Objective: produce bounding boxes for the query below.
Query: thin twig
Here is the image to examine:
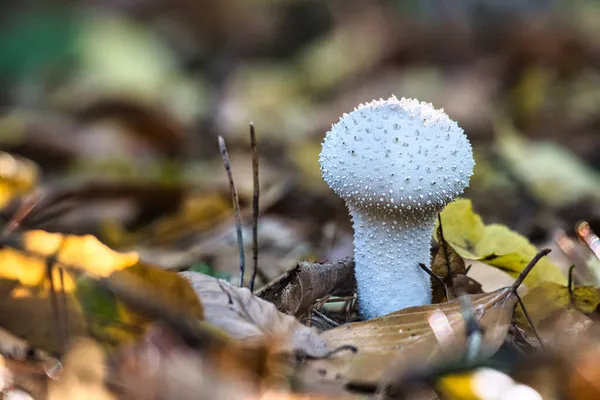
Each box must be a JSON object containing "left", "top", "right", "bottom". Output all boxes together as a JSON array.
[
  {"left": 510, "top": 248, "right": 551, "bottom": 293},
  {"left": 4, "top": 191, "right": 44, "bottom": 235},
  {"left": 249, "top": 123, "right": 260, "bottom": 292},
  {"left": 218, "top": 136, "right": 245, "bottom": 287},
  {"left": 311, "top": 309, "right": 339, "bottom": 328},
  {"left": 45, "top": 238, "right": 68, "bottom": 351},
  {"left": 58, "top": 266, "right": 68, "bottom": 350},
  {"left": 515, "top": 292, "right": 545, "bottom": 350},
  {"left": 568, "top": 264, "right": 576, "bottom": 298},
  {"left": 419, "top": 263, "right": 449, "bottom": 301},
  {"left": 295, "top": 344, "right": 357, "bottom": 362}
]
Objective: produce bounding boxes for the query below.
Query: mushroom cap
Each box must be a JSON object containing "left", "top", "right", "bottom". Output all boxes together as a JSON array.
[{"left": 319, "top": 96, "right": 474, "bottom": 212}]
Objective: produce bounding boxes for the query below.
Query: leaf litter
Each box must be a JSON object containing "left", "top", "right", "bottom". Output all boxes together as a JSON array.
[
  {"left": 2, "top": 5, "right": 600, "bottom": 398},
  {"left": 301, "top": 250, "right": 549, "bottom": 390}
]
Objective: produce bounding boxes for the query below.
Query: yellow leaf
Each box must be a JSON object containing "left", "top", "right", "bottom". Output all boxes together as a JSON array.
[
  {"left": 435, "top": 373, "right": 480, "bottom": 400},
  {"left": 495, "top": 122, "right": 600, "bottom": 207},
  {"left": 0, "top": 152, "right": 39, "bottom": 209},
  {"left": 439, "top": 199, "right": 566, "bottom": 286},
  {"left": 436, "top": 199, "right": 483, "bottom": 258},
  {"left": 0, "top": 230, "right": 202, "bottom": 353},
  {"left": 475, "top": 225, "right": 565, "bottom": 286},
  {"left": 0, "top": 230, "right": 138, "bottom": 292},
  {"left": 517, "top": 282, "right": 600, "bottom": 326},
  {"left": 24, "top": 230, "right": 138, "bottom": 277}
]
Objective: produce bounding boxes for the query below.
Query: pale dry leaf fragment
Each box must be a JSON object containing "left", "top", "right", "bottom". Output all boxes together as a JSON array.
[
  {"left": 304, "top": 289, "right": 516, "bottom": 387},
  {"left": 538, "top": 308, "right": 593, "bottom": 348},
  {"left": 180, "top": 272, "right": 329, "bottom": 356},
  {"left": 48, "top": 338, "right": 116, "bottom": 400},
  {"left": 496, "top": 121, "right": 600, "bottom": 207},
  {"left": 0, "top": 327, "right": 32, "bottom": 360}
]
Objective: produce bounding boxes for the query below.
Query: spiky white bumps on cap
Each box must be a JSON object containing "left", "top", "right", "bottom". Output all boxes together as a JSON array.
[{"left": 319, "top": 96, "right": 474, "bottom": 319}]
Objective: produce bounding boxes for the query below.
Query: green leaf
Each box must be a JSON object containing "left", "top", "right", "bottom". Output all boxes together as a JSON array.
[{"left": 439, "top": 199, "right": 566, "bottom": 286}]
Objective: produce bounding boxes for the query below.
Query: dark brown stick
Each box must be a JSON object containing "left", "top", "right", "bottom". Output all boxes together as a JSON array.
[
  {"left": 510, "top": 248, "right": 551, "bottom": 292},
  {"left": 218, "top": 136, "right": 245, "bottom": 287},
  {"left": 515, "top": 292, "right": 545, "bottom": 350},
  {"left": 419, "top": 263, "right": 449, "bottom": 301},
  {"left": 437, "top": 214, "right": 452, "bottom": 279},
  {"left": 249, "top": 123, "right": 260, "bottom": 292}
]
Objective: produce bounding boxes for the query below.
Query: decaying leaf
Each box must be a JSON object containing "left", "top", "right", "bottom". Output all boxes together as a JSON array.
[
  {"left": 517, "top": 281, "right": 600, "bottom": 327},
  {"left": 538, "top": 308, "right": 593, "bottom": 346},
  {"left": 439, "top": 198, "right": 566, "bottom": 286},
  {"left": 256, "top": 258, "right": 355, "bottom": 318},
  {"left": 47, "top": 338, "right": 116, "bottom": 400},
  {"left": 0, "top": 152, "right": 39, "bottom": 209},
  {"left": 430, "top": 224, "right": 482, "bottom": 303},
  {"left": 0, "top": 230, "right": 203, "bottom": 352},
  {"left": 304, "top": 288, "right": 517, "bottom": 387},
  {"left": 495, "top": 121, "right": 600, "bottom": 208},
  {"left": 180, "top": 272, "right": 329, "bottom": 357},
  {"left": 111, "top": 323, "right": 279, "bottom": 400},
  {"left": 77, "top": 261, "right": 205, "bottom": 348}
]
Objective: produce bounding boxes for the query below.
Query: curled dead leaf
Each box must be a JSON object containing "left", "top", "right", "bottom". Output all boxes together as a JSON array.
[
  {"left": 256, "top": 258, "right": 355, "bottom": 318},
  {"left": 180, "top": 272, "right": 329, "bottom": 357}
]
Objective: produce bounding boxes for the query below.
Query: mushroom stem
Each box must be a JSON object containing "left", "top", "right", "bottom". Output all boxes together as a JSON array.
[{"left": 351, "top": 207, "right": 437, "bottom": 319}]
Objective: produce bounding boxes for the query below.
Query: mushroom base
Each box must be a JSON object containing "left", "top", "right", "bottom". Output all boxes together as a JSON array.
[{"left": 350, "top": 208, "right": 436, "bottom": 320}]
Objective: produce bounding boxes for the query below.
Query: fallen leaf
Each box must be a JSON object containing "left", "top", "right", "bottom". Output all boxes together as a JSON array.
[
  {"left": 538, "top": 308, "right": 593, "bottom": 347},
  {"left": 437, "top": 199, "right": 484, "bottom": 254},
  {"left": 76, "top": 261, "right": 205, "bottom": 348},
  {"left": 256, "top": 258, "right": 355, "bottom": 318},
  {"left": 306, "top": 288, "right": 517, "bottom": 387},
  {"left": 47, "top": 338, "right": 115, "bottom": 400},
  {"left": 495, "top": 121, "right": 600, "bottom": 207},
  {"left": 517, "top": 282, "right": 600, "bottom": 326},
  {"left": 0, "top": 230, "right": 203, "bottom": 352},
  {"left": 112, "top": 323, "right": 280, "bottom": 400},
  {"left": 439, "top": 199, "right": 566, "bottom": 286},
  {"left": 180, "top": 272, "right": 329, "bottom": 357},
  {"left": 0, "top": 152, "right": 39, "bottom": 209},
  {"left": 430, "top": 225, "right": 481, "bottom": 303}
]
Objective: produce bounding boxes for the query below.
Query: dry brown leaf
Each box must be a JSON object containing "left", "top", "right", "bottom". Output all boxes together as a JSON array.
[
  {"left": 538, "top": 308, "right": 593, "bottom": 347},
  {"left": 180, "top": 272, "right": 329, "bottom": 357},
  {"left": 430, "top": 225, "right": 482, "bottom": 303},
  {"left": 516, "top": 282, "right": 600, "bottom": 327},
  {"left": 305, "top": 288, "right": 517, "bottom": 387},
  {"left": 256, "top": 258, "right": 355, "bottom": 318},
  {"left": 112, "top": 324, "right": 270, "bottom": 400}
]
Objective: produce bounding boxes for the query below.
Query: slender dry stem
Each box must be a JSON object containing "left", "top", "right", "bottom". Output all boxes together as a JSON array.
[
  {"left": 249, "top": 123, "right": 260, "bottom": 291},
  {"left": 218, "top": 136, "right": 245, "bottom": 287}
]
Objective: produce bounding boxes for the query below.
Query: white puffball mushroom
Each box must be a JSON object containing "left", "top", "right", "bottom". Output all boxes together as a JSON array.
[{"left": 319, "top": 96, "right": 474, "bottom": 319}]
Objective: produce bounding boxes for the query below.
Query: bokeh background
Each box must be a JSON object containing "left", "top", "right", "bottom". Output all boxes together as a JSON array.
[{"left": 1, "top": 0, "right": 600, "bottom": 285}]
